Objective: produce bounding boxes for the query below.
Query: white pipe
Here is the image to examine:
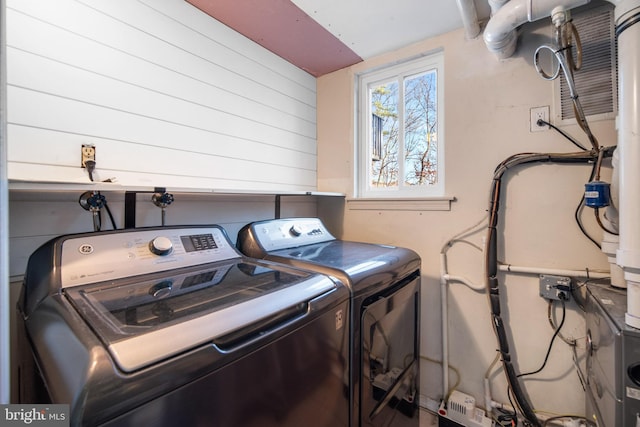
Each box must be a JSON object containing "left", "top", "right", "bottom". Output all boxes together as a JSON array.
[
  {"left": 483, "top": 0, "right": 526, "bottom": 58},
  {"left": 609, "top": 0, "right": 640, "bottom": 327},
  {"left": 615, "top": 6, "right": 640, "bottom": 283},
  {"left": 601, "top": 148, "right": 620, "bottom": 285},
  {"left": 440, "top": 257, "right": 485, "bottom": 401},
  {"left": 600, "top": 148, "right": 624, "bottom": 287},
  {"left": 438, "top": 217, "right": 487, "bottom": 402},
  {"left": 440, "top": 251, "right": 487, "bottom": 401},
  {"left": 439, "top": 253, "right": 449, "bottom": 400},
  {"left": 456, "top": 0, "right": 481, "bottom": 39},
  {"left": 489, "top": 0, "right": 511, "bottom": 16},
  {"left": 602, "top": 231, "right": 626, "bottom": 287},
  {"left": 600, "top": 150, "right": 624, "bottom": 286},
  {"left": 498, "top": 263, "right": 610, "bottom": 279},
  {"left": 443, "top": 274, "right": 485, "bottom": 292},
  {"left": 483, "top": 378, "right": 493, "bottom": 418},
  {"left": 606, "top": 148, "right": 620, "bottom": 232},
  {"left": 483, "top": 0, "right": 589, "bottom": 59}
]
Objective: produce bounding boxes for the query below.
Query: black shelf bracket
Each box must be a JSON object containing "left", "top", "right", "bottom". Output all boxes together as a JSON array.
[{"left": 124, "top": 187, "right": 167, "bottom": 229}]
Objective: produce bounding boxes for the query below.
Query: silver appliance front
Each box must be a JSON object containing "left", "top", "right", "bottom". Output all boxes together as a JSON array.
[
  {"left": 585, "top": 281, "right": 640, "bottom": 427},
  {"left": 237, "top": 217, "right": 421, "bottom": 427},
  {"left": 18, "top": 225, "right": 350, "bottom": 427},
  {"left": 361, "top": 274, "right": 420, "bottom": 427}
]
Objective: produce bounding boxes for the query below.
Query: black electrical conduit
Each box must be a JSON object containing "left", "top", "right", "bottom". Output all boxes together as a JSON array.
[{"left": 484, "top": 147, "right": 615, "bottom": 427}]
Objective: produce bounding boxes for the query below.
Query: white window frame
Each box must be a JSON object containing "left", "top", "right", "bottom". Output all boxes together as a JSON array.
[{"left": 356, "top": 50, "right": 445, "bottom": 200}]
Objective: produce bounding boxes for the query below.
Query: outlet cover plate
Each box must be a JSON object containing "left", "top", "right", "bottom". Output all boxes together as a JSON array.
[{"left": 530, "top": 106, "right": 550, "bottom": 132}]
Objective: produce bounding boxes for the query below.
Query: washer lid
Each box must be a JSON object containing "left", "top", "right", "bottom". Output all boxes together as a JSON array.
[
  {"left": 64, "top": 260, "right": 337, "bottom": 372},
  {"left": 237, "top": 218, "right": 421, "bottom": 294}
]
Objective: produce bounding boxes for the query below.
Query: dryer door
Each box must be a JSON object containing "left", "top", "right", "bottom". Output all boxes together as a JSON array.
[{"left": 360, "top": 274, "right": 420, "bottom": 427}]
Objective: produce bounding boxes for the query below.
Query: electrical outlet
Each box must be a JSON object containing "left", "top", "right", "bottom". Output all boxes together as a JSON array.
[
  {"left": 81, "top": 144, "right": 96, "bottom": 168},
  {"left": 539, "top": 275, "right": 572, "bottom": 301},
  {"left": 530, "top": 106, "right": 550, "bottom": 132}
]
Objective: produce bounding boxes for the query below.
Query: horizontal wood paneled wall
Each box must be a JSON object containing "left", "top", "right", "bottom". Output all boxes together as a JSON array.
[{"left": 6, "top": 0, "right": 318, "bottom": 191}]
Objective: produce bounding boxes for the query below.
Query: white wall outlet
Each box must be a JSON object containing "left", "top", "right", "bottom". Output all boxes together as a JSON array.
[
  {"left": 530, "top": 106, "right": 549, "bottom": 132},
  {"left": 81, "top": 144, "right": 96, "bottom": 168}
]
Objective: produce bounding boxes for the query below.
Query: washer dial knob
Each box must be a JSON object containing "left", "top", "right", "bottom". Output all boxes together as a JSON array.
[
  {"left": 289, "top": 225, "right": 303, "bottom": 237},
  {"left": 149, "top": 236, "right": 173, "bottom": 256},
  {"left": 149, "top": 280, "right": 173, "bottom": 298}
]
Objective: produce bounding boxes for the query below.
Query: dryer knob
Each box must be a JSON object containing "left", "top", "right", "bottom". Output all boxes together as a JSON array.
[
  {"left": 289, "top": 225, "right": 303, "bottom": 237},
  {"left": 150, "top": 236, "right": 173, "bottom": 256},
  {"left": 149, "top": 281, "right": 173, "bottom": 298}
]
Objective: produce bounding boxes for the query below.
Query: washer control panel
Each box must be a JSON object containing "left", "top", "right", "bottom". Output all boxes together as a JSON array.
[
  {"left": 60, "top": 226, "right": 240, "bottom": 288},
  {"left": 248, "top": 218, "right": 335, "bottom": 252}
]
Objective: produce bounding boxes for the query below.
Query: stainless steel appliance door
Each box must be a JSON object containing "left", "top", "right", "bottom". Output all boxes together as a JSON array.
[
  {"left": 102, "top": 297, "right": 351, "bottom": 427},
  {"left": 361, "top": 274, "right": 420, "bottom": 427},
  {"left": 64, "top": 260, "right": 335, "bottom": 372},
  {"left": 24, "top": 260, "right": 348, "bottom": 426}
]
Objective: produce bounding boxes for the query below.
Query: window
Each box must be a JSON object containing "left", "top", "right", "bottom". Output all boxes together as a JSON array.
[{"left": 357, "top": 51, "right": 444, "bottom": 199}]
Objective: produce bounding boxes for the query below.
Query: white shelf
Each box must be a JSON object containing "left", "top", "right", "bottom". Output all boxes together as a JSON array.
[{"left": 8, "top": 180, "right": 345, "bottom": 198}]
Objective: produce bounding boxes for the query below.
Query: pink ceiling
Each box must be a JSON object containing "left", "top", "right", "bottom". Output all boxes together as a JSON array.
[{"left": 186, "top": 0, "right": 363, "bottom": 77}]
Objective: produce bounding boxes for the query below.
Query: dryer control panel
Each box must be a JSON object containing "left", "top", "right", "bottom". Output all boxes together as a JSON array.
[
  {"left": 60, "top": 226, "right": 240, "bottom": 288},
  {"left": 244, "top": 218, "right": 335, "bottom": 252}
]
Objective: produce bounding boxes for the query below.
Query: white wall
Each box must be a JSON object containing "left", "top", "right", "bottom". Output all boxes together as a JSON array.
[
  {"left": 6, "top": 0, "right": 317, "bottom": 192},
  {"left": 317, "top": 19, "right": 616, "bottom": 417}
]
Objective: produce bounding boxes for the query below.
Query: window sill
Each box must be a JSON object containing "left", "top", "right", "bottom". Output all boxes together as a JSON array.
[{"left": 346, "top": 196, "right": 455, "bottom": 211}]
